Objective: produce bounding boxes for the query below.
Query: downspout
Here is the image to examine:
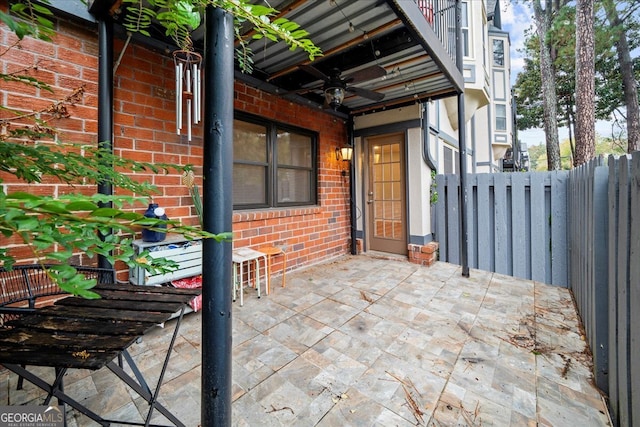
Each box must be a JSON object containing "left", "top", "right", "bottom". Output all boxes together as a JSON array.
[
  {"left": 348, "top": 118, "right": 357, "bottom": 255},
  {"left": 201, "top": 6, "right": 234, "bottom": 426},
  {"left": 422, "top": 102, "right": 437, "bottom": 242},
  {"left": 455, "top": 0, "right": 470, "bottom": 277},
  {"left": 96, "top": 15, "right": 114, "bottom": 270},
  {"left": 421, "top": 102, "right": 437, "bottom": 170}
]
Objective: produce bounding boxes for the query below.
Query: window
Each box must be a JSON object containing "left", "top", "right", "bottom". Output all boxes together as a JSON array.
[
  {"left": 495, "top": 104, "right": 507, "bottom": 131},
  {"left": 444, "top": 146, "right": 454, "bottom": 174},
  {"left": 461, "top": 1, "right": 469, "bottom": 57},
  {"left": 233, "top": 113, "right": 317, "bottom": 209},
  {"left": 493, "top": 39, "right": 504, "bottom": 66}
]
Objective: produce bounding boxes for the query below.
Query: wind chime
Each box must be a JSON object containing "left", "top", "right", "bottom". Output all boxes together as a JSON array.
[{"left": 173, "top": 50, "right": 202, "bottom": 142}]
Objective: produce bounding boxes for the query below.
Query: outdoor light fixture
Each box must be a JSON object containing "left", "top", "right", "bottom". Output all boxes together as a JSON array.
[
  {"left": 324, "top": 86, "right": 345, "bottom": 110},
  {"left": 336, "top": 146, "right": 353, "bottom": 162}
]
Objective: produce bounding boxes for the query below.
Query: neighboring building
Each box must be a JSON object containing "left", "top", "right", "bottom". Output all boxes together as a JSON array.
[
  {"left": 1, "top": 0, "right": 511, "bottom": 272},
  {"left": 432, "top": 0, "right": 513, "bottom": 174}
]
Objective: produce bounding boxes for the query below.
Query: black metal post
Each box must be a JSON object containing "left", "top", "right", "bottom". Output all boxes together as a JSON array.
[
  {"left": 455, "top": 0, "right": 470, "bottom": 277},
  {"left": 201, "top": 6, "right": 234, "bottom": 427},
  {"left": 348, "top": 118, "right": 357, "bottom": 255},
  {"left": 96, "top": 16, "right": 114, "bottom": 270}
]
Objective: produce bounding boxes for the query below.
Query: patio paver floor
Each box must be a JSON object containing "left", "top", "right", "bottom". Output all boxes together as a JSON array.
[{"left": 0, "top": 255, "right": 611, "bottom": 426}]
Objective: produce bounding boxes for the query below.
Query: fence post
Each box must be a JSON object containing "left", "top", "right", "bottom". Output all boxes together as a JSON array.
[
  {"left": 629, "top": 153, "right": 640, "bottom": 425},
  {"left": 615, "top": 155, "right": 631, "bottom": 427},
  {"left": 607, "top": 155, "right": 620, "bottom": 424},
  {"left": 593, "top": 165, "right": 609, "bottom": 393}
]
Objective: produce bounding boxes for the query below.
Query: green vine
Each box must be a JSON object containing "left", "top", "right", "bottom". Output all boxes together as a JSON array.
[
  {"left": 120, "top": 0, "right": 323, "bottom": 73},
  {"left": 430, "top": 169, "right": 438, "bottom": 205}
]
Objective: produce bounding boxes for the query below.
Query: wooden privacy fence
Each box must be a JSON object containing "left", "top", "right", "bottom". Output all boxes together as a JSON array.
[
  {"left": 435, "top": 171, "right": 570, "bottom": 286},
  {"left": 435, "top": 153, "right": 640, "bottom": 427},
  {"left": 602, "top": 154, "right": 639, "bottom": 427},
  {"left": 565, "top": 154, "right": 638, "bottom": 427}
]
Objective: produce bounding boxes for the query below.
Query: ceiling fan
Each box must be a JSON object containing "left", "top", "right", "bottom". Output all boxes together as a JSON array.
[{"left": 298, "top": 64, "right": 387, "bottom": 109}]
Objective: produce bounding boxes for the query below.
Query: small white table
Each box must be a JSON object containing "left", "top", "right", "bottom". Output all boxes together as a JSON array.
[{"left": 232, "top": 247, "right": 268, "bottom": 306}]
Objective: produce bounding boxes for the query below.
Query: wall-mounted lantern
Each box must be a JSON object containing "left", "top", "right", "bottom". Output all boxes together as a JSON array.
[{"left": 336, "top": 146, "right": 353, "bottom": 162}]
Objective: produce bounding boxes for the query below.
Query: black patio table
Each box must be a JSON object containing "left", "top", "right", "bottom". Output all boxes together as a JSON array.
[{"left": 0, "top": 282, "right": 201, "bottom": 427}]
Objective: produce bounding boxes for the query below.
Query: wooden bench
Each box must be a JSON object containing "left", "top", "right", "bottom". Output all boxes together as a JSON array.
[{"left": 0, "top": 264, "right": 200, "bottom": 426}]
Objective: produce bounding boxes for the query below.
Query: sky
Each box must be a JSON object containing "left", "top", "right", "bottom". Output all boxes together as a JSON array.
[{"left": 499, "top": 0, "right": 618, "bottom": 149}]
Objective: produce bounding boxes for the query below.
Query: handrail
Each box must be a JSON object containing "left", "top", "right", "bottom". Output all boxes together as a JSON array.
[{"left": 414, "top": 0, "right": 458, "bottom": 61}]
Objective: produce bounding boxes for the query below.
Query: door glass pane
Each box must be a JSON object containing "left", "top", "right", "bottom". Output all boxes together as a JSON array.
[
  {"left": 393, "top": 221, "right": 402, "bottom": 238},
  {"left": 383, "top": 183, "right": 392, "bottom": 200},
  {"left": 390, "top": 143, "right": 400, "bottom": 162},
  {"left": 373, "top": 146, "right": 382, "bottom": 164},
  {"left": 392, "top": 182, "right": 401, "bottom": 200},
  {"left": 374, "top": 183, "right": 383, "bottom": 200},
  {"left": 375, "top": 202, "right": 383, "bottom": 218},
  {"left": 393, "top": 201, "right": 402, "bottom": 219},
  {"left": 391, "top": 163, "right": 400, "bottom": 180}
]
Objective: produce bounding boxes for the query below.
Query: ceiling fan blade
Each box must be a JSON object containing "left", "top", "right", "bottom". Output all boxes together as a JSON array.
[
  {"left": 299, "top": 64, "right": 330, "bottom": 82},
  {"left": 344, "top": 65, "right": 387, "bottom": 84},
  {"left": 347, "top": 86, "right": 385, "bottom": 102}
]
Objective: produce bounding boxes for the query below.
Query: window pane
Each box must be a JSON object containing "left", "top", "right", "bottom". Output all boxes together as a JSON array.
[
  {"left": 461, "top": 2, "right": 469, "bottom": 57},
  {"left": 493, "top": 39, "right": 504, "bottom": 66},
  {"left": 462, "top": 29, "right": 469, "bottom": 57},
  {"left": 461, "top": 2, "right": 468, "bottom": 27},
  {"left": 444, "top": 146, "right": 453, "bottom": 174},
  {"left": 233, "top": 164, "right": 267, "bottom": 205},
  {"left": 234, "top": 120, "right": 267, "bottom": 162},
  {"left": 277, "top": 130, "right": 312, "bottom": 167},
  {"left": 277, "top": 169, "right": 311, "bottom": 203},
  {"left": 496, "top": 104, "right": 507, "bottom": 131}
]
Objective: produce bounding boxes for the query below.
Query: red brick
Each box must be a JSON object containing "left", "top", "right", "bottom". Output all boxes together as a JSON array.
[{"left": 1, "top": 24, "right": 350, "bottom": 279}]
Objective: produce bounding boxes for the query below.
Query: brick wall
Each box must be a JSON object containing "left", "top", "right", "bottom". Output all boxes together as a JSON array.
[{"left": 1, "top": 11, "right": 351, "bottom": 280}]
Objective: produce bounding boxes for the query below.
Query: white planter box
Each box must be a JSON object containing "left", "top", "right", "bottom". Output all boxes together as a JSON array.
[{"left": 130, "top": 236, "right": 202, "bottom": 286}]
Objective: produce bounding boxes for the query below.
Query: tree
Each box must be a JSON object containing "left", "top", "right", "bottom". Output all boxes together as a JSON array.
[
  {"left": 574, "top": 0, "right": 595, "bottom": 166},
  {"left": 532, "top": 0, "right": 564, "bottom": 170},
  {"left": 514, "top": 1, "right": 639, "bottom": 159},
  {"left": 514, "top": 31, "right": 575, "bottom": 136},
  {"left": 0, "top": 0, "right": 320, "bottom": 296},
  {"left": 601, "top": 0, "right": 640, "bottom": 153}
]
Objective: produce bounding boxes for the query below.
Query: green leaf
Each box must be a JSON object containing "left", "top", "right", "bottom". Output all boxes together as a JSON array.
[
  {"left": 39, "top": 202, "right": 70, "bottom": 214},
  {"left": 31, "top": 3, "right": 54, "bottom": 15},
  {"left": 115, "top": 211, "right": 143, "bottom": 221},
  {"left": 249, "top": 5, "right": 276, "bottom": 16},
  {"left": 7, "top": 192, "right": 40, "bottom": 200},
  {"left": 66, "top": 201, "right": 100, "bottom": 211},
  {"left": 47, "top": 250, "right": 73, "bottom": 261},
  {"left": 90, "top": 207, "right": 121, "bottom": 217},
  {"left": 75, "top": 289, "right": 101, "bottom": 299},
  {"left": 14, "top": 217, "right": 40, "bottom": 231}
]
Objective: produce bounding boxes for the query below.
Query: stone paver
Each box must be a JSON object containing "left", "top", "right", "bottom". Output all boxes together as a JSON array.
[{"left": 0, "top": 256, "right": 611, "bottom": 426}]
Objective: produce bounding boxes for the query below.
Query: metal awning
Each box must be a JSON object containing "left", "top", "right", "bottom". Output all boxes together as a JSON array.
[
  {"left": 80, "top": 0, "right": 463, "bottom": 118},
  {"left": 233, "top": 0, "right": 464, "bottom": 117}
]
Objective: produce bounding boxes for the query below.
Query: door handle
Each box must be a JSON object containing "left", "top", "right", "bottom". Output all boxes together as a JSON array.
[{"left": 367, "top": 199, "right": 374, "bottom": 204}]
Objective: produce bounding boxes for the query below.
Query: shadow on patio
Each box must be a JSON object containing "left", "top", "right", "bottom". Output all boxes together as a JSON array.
[{"left": 1, "top": 255, "right": 611, "bottom": 426}]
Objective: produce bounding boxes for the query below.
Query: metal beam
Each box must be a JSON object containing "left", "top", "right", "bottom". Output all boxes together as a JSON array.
[
  {"left": 201, "top": 6, "right": 234, "bottom": 427},
  {"left": 96, "top": 15, "right": 114, "bottom": 270},
  {"left": 455, "top": 0, "right": 469, "bottom": 277}
]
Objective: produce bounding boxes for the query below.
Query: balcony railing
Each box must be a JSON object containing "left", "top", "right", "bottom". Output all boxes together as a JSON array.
[{"left": 415, "top": 0, "right": 457, "bottom": 61}]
